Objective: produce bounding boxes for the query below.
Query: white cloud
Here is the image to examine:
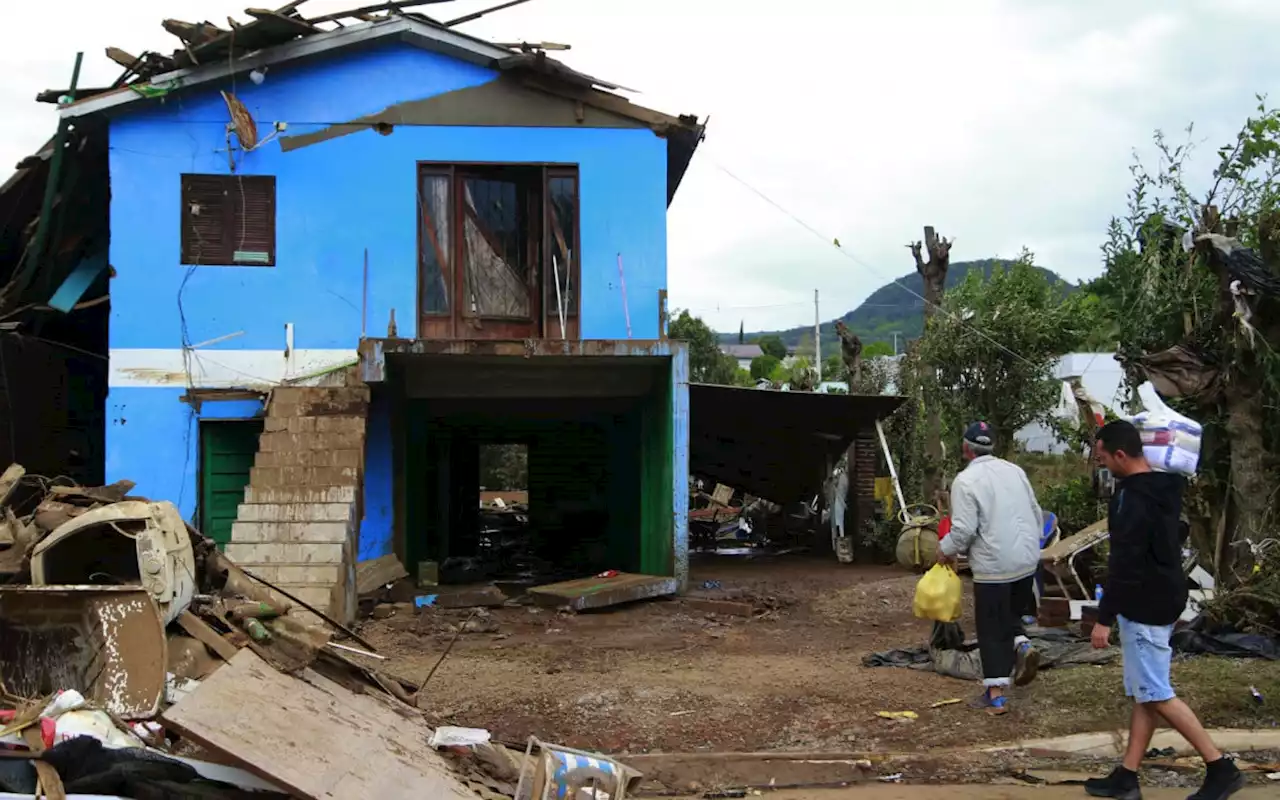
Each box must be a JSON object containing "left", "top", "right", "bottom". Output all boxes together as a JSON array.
[{"left": 3, "top": 1, "right": 1278, "bottom": 335}]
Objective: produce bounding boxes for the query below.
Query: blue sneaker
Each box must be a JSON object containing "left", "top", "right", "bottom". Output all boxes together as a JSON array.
[
  {"left": 1014, "top": 641, "right": 1041, "bottom": 687},
  {"left": 969, "top": 688, "right": 1009, "bottom": 715}
]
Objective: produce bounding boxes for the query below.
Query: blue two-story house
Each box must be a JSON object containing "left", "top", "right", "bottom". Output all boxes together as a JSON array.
[{"left": 45, "top": 10, "right": 701, "bottom": 620}]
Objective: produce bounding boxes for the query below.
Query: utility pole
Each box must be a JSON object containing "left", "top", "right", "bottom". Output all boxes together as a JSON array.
[
  {"left": 891, "top": 331, "right": 902, "bottom": 356},
  {"left": 814, "top": 288, "right": 821, "bottom": 382}
]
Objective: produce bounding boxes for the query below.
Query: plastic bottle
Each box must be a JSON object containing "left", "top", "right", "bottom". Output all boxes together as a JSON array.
[{"left": 1095, "top": 585, "right": 1104, "bottom": 603}]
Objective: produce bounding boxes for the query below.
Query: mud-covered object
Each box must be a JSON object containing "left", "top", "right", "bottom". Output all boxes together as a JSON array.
[
  {"left": 41, "top": 736, "right": 198, "bottom": 794},
  {"left": 862, "top": 622, "right": 1118, "bottom": 680}
]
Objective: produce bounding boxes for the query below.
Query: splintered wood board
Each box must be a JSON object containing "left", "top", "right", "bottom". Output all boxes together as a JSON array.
[
  {"left": 161, "top": 649, "right": 474, "bottom": 799},
  {"left": 528, "top": 572, "right": 678, "bottom": 611}
]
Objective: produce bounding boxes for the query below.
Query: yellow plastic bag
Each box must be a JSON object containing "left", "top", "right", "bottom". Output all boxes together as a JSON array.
[{"left": 913, "top": 563, "right": 962, "bottom": 622}]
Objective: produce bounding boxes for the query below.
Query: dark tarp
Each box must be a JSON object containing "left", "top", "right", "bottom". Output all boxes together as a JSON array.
[
  {"left": 863, "top": 623, "right": 1119, "bottom": 680},
  {"left": 1172, "top": 617, "right": 1280, "bottom": 660},
  {"left": 688, "top": 384, "right": 904, "bottom": 504}
]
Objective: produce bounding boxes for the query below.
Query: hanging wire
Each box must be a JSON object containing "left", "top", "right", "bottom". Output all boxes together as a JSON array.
[{"left": 703, "top": 154, "right": 1045, "bottom": 370}]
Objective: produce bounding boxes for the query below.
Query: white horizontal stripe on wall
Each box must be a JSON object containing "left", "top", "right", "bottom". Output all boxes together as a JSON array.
[{"left": 109, "top": 348, "right": 358, "bottom": 389}]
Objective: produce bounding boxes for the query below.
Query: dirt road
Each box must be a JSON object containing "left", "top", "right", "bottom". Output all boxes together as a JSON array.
[
  {"left": 684, "top": 787, "right": 1275, "bottom": 799},
  {"left": 361, "top": 556, "right": 1280, "bottom": 755}
]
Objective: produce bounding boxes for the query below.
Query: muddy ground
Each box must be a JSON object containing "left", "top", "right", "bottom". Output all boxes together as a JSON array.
[{"left": 358, "top": 556, "right": 1280, "bottom": 759}]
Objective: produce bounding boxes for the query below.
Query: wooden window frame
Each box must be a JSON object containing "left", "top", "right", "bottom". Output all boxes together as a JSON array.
[
  {"left": 180, "top": 174, "right": 277, "bottom": 267},
  {"left": 416, "top": 162, "right": 581, "bottom": 340},
  {"left": 543, "top": 166, "right": 580, "bottom": 336}
]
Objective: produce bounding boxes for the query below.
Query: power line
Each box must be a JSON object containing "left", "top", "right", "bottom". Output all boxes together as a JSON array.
[{"left": 704, "top": 154, "right": 1044, "bottom": 370}]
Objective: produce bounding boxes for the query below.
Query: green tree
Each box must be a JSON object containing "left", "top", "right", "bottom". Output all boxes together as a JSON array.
[
  {"left": 794, "top": 332, "right": 816, "bottom": 359},
  {"left": 479, "top": 444, "right": 528, "bottom": 490},
  {"left": 756, "top": 335, "right": 787, "bottom": 360},
  {"left": 863, "top": 341, "right": 895, "bottom": 358},
  {"left": 750, "top": 354, "right": 781, "bottom": 381},
  {"left": 668, "top": 309, "right": 740, "bottom": 385},
  {"left": 738, "top": 321, "right": 744, "bottom": 344},
  {"left": 916, "top": 251, "right": 1098, "bottom": 458},
  {"left": 1085, "top": 102, "right": 1280, "bottom": 568},
  {"left": 787, "top": 357, "right": 817, "bottom": 391},
  {"left": 822, "top": 354, "right": 843, "bottom": 381}
]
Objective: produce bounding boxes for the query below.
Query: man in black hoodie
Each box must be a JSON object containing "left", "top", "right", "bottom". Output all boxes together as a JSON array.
[{"left": 1084, "top": 421, "right": 1243, "bottom": 800}]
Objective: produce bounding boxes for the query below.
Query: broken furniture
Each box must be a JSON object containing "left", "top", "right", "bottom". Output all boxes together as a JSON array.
[
  {"left": 513, "top": 737, "right": 642, "bottom": 800},
  {"left": 31, "top": 500, "right": 196, "bottom": 625},
  {"left": 688, "top": 482, "right": 744, "bottom": 552},
  {"left": 1039, "top": 519, "right": 1109, "bottom": 600}
]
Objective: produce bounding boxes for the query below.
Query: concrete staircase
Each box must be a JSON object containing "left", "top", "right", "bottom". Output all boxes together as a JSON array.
[{"left": 224, "top": 384, "right": 368, "bottom": 624}]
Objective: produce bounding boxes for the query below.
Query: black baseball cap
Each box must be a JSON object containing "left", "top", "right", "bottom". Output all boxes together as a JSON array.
[{"left": 963, "top": 421, "right": 995, "bottom": 448}]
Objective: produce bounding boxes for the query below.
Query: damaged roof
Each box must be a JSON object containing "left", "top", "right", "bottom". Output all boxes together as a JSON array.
[
  {"left": 49, "top": 2, "right": 705, "bottom": 203},
  {"left": 689, "top": 384, "right": 905, "bottom": 504}
]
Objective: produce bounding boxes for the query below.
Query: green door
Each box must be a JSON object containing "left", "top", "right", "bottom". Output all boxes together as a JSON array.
[{"left": 200, "top": 420, "right": 263, "bottom": 549}]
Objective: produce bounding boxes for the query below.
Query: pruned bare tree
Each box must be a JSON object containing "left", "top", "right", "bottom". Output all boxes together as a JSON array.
[{"left": 907, "top": 226, "right": 953, "bottom": 508}]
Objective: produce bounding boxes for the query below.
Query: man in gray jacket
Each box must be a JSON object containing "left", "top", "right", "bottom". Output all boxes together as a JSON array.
[{"left": 937, "top": 421, "right": 1043, "bottom": 714}]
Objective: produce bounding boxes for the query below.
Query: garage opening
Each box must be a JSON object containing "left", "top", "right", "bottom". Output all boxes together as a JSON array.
[{"left": 385, "top": 351, "right": 679, "bottom": 589}]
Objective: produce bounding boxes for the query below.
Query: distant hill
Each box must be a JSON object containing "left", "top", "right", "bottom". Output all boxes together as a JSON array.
[{"left": 724, "top": 259, "right": 1070, "bottom": 358}]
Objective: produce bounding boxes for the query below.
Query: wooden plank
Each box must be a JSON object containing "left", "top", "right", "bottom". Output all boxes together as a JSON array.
[
  {"left": 23, "top": 729, "right": 66, "bottom": 800},
  {"left": 245, "top": 8, "right": 322, "bottom": 36},
  {"left": 105, "top": 47, "right": 140, "bottom": 69},
  {"left": 356, "top": 554, "right": 409, "bottom": 596},
  {"left": 176, "top": 610, "right": 240, "bottom": 662},
  {"left": 161, "top": 649, "right": 475, "bottom": 800},
  {"left": 528, "top": 572, "right": 677, "bottom": 611}
]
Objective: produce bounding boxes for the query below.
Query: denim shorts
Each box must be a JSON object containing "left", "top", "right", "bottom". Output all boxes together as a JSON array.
[{"left": 1118, "top": 615, "right": 1176, "bottom": 704}]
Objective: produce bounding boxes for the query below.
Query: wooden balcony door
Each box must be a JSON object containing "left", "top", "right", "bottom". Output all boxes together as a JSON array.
[{"left": 417, "top": 163, "right": 580, "bottom": 341}]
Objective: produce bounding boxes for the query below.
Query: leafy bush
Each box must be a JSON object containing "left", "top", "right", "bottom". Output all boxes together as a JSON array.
[{"left": 1039, "top": 475, "right": 1105, "bottom": 536}]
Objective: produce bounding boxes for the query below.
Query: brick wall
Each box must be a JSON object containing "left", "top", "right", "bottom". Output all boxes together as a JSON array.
[{"left": 224, "top": 383, "right": 368, "bottom": 624}]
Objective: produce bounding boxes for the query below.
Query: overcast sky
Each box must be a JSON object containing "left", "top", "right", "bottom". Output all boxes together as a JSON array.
[{"left": 4, "top": 0, "right": 1279, "bottom": 334}]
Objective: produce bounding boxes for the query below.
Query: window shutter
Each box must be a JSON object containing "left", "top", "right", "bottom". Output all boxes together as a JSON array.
[
  {"left": 180, "top": 174, "right": 276, "bottom": 266},
  {"left": 230, "top": 176, "right": 275, "bottom": 266},
  {"left": 181, "top": 176, "right": 233, "bottom": 265}
]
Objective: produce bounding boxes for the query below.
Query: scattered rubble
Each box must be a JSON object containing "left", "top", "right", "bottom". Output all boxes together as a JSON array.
[{"left": 0, "top": 463, "right": 641, "bottom": 799}]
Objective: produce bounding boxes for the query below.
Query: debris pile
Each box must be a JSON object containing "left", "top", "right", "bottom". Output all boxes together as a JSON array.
[
  {"left": 688, "top": 479, "right": 817, "bottom": 556},
  {"left": 0, "top": 464, "right": 635, "bottom": 798},
  {"left": 1201, "top": 542, "right": 1280, "bottom": 640}
]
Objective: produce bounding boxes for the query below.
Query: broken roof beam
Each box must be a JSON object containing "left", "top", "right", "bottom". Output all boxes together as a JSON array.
[
  {"left": 163, "top": 19, "right": 229, "bottom": 47},
  {"left": 35, "top": 86, "right": 113, "bottom": 104},
  {"left": 171, "top": 10, "right": 322, "bottom": 71},
  {"left": 245, "top": 8, "right": 324, "bottom": 37},
  {"left": 496, "top": 41, "right": 572, "bottom": 52},
  {"left": 105, "top": 47, "right": 141, "bottom": 70},
  {"left": 304, "top": 1, "right": 451, "bottom": 26}
]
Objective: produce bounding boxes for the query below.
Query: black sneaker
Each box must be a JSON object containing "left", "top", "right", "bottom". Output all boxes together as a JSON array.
[
  {"left": 1187, "top": 757, "right": 1245, "bottom": 800},
  {"left": 1084, "top": 766, "right": 1142, "bottom": 799}
]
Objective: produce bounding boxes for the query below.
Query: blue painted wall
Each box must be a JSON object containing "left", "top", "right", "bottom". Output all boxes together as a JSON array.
[
  {"left": 105, "top": 41, "right": 674, "bottom": 543},
  {"left": 359, "top": 388, "right": 395, "bottom": 561}
]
